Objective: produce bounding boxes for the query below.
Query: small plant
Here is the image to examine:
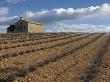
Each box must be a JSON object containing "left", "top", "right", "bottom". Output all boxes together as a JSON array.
[
  {"left": 3, "top": 42, "right": 7, "bottom": 44},
  {"left": 29, "top": 65, "right": 38, "bottom": 72},
  {"left": 4, "top": 47, "right": 9, "bottom": 49},
  {"left": 18, "top": 51, "right": 25, "bottom": 55},
  {"left": 25, "top": 50, "right": 31, "bottom": 53},
  {"left": 17, "top": 45, "right": 20, "bottom": 47},
  {"left": 11, "top": 52, "right": 19, "bottom": 57},
  {"left": 43, "top": 59, "right": 50, "bottom": 65},
  {"left": 51, "top": 57, "right": 57, "bottom": 62},
  {"left": 0, "top": 56, "right": 3, "bottom": 61},
  {"left": 0, "top": 47, "right": 2, "bottom": 50},
  {"left": 56, "top": 54, "right": 64, "bottom": 59},
  {"left": 31, "top": 49, "right": 35, "bottom": 52},
  {"left": 18, "top": 69, "right": 29, "bottom": 77},
  {"left": 2, "top": 54, "right": 10, "bottom": 59},
  {"left": 40, "top": 47, "right": 44, "bottom": 50},
  {"left": 7, "top": 74, "right": 17, "bottom": 81},
  {"left": 32, "top": 61, "right": 46, "bottom": 68},
  {"left": 11, "top": 46, "right": 16, "bottom": 48}
]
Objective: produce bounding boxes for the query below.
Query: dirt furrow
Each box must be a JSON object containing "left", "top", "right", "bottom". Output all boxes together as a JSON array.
[
  {"left": 82, "top": 35, "right": 110, "bottom": 82},
  {"left": 92, "top": 40, "right": 110, "bottom": 82}
]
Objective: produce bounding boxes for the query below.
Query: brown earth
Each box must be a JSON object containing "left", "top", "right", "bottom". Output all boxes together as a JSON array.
[{"left": 0, "top": 33, "right": 109, "bottom": 82}]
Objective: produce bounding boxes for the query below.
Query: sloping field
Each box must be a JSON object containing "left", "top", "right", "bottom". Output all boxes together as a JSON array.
[{"left": 0, "top": 32, "right": 110, "bottom": 82}]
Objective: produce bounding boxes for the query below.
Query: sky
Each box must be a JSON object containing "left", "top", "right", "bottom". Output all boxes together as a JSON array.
[{"left": 0, "top": 0, "right": 110, "bottom": 33}]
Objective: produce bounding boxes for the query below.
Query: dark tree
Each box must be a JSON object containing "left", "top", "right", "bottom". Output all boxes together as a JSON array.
[{"left": 7, "top": 25, "right": 16, "bottom": 33}]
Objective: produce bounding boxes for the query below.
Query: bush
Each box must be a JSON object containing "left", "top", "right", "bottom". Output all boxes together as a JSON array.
[
  {"left": 17, "top": 45, "right": 20, "bottom": 47},
  {"left": 3, "top": 42, "right": 7, "bottom": 44},
  {"left": 0, "top": 47, "right": 2, "bottom": 50},
  {"left": 31, "top": 49, "right": 35, "bottom": 52},
  {"left": 4, "top": 47, "right": 9, "bottom": 49},
  {"left": 29, "top": 65, "right": 38, "bottom": 72},
  {"left": 11, "top": 52, "right": 18, "bottom": 57},
  {"left": 40, "top": 48, "right": 44, "bottom": 50},
  {"left": 18, "top": 69, "right": 29, "bottom": 77},
  {"left": 0, "top": 56, "right": 3, "bottom": 61},
  {"left": 50, "top": 57, "right": 57, "bottom": 62},
  {"left": 2, "top": 54, "right": 10, "bottom": 59},
  {"left": 11, "top": 46, "right": 16, "bottom": 48},
  {"left": 43, "top": 59, "right": 50, "bottom": 65},
  {"left": 18, "top": 51, "right": 25, "bottom": 55},
  {"left": 25, "top": 50, "right": 31, "bottom": 53},
  {"left": 7, "top": 74, "right": 17, "bottom": 81},
  {"left": 56, "top": 54, "right": 64, "bottom": 59},
  {"left": 36, "top": 61, "right": 44, "bottom": 67}
]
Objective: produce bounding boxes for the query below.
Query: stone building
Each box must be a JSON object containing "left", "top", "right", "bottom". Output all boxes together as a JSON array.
[{"left": 7, "top": 17, "right": 44, "bottom": 33}]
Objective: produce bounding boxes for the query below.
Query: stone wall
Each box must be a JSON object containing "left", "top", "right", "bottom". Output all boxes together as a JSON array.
[
  {"left": 28, "top": 23, "right": 44, "bottom": 33},
  {"left": 15, "top": 20, "right": 28, "bottom": 32}
]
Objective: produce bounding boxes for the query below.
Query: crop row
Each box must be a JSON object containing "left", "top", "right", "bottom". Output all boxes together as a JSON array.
[
  {"left": 0, "top": 33, "right": 71, "bottom": 44},
  {"left": 0, "top": 33, "right": 91, "bottom": 61},
  {"left": 92, "top": 45, "right": 110, "bottom": 82},
  {"left": 82, "top": 35, "right": 110, "bottom": 82},
  {"left": 0, "top": 33, "right": 86, "bottom": 56},
  {"left": 0, "top": 33, "right": 75, "bottom": 40},
  {"left": 0, "top": 33, "right": 81, "bottom": 51}
]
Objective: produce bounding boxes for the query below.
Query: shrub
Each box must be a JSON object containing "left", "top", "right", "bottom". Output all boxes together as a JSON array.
[
  {"left": 50, "top": 57, "right": 57, "bottom": 62},
  {"left": 56, "top": 54, "right": 64, "bottom": 59},
  {"left": 43, "top": 59, "right": 50, "bottom": 65},
  {"left": 0, "top": 56, "right": 3, "bottom": 61},
  {"left": 11, "top": 46, "right": 16, "bottom": 48},
  {"left": 18, "top": 51, "right": 25, "bottom": 55},
  {"left": 7, "top": 74, "right": 17, "bottom": 81},
  {"left": 0, "top": 47, "right": 2, "bottom": 50},
  {"left": 31, "top": 49, "right": 35, "bottom": 52},
  {"left": 25, "top": 50, "right": 31, "bottom": 53},
  {"left": 17, "top": 45, "right": 20, "bottom": 47},
  {"left": 40, "top": 48, "right": 44, "bottom": 50},
  {"left": 11, "top": 52, "right": 18, "bottom": 57},
  {"left": 2, "top": 54, "right": 10, "bottom": 59},
  {"left": 3, "top": 42, "right": 7, "bottom": 44},
  {"left": 29, "top": 65, "right": 38, "bottom": 72},
  {"left": 18, "top": 69, "right": 29, "bottom": 77},
  {"left": 4, "top": 47, "right": 9, "bottom": 49},
  {"left": 36, "top": 61, "right": 45, "bottom": 67}
]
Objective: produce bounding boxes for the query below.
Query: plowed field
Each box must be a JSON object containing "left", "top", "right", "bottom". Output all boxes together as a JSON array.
[{"left": 0, "top": 33, "right": 109, "bottom": 82}]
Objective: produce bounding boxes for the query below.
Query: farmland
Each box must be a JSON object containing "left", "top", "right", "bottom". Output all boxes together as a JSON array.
[{"left": 0, "top": 32, "right": 110, "bottom": 82}]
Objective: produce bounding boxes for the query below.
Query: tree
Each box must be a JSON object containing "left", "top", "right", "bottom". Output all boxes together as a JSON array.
[{"left": 7, "top": 25, "right": 16, "bottom": 33}]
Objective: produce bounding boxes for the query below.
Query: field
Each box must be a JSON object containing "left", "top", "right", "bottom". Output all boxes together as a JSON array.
[{"left": 0, "top": 32, "right": 110, "bottom": 82}]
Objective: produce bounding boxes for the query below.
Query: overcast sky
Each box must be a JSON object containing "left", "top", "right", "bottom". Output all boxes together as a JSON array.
[{"left": 0, "top": 0, "right": 110, "bottom": 33}]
